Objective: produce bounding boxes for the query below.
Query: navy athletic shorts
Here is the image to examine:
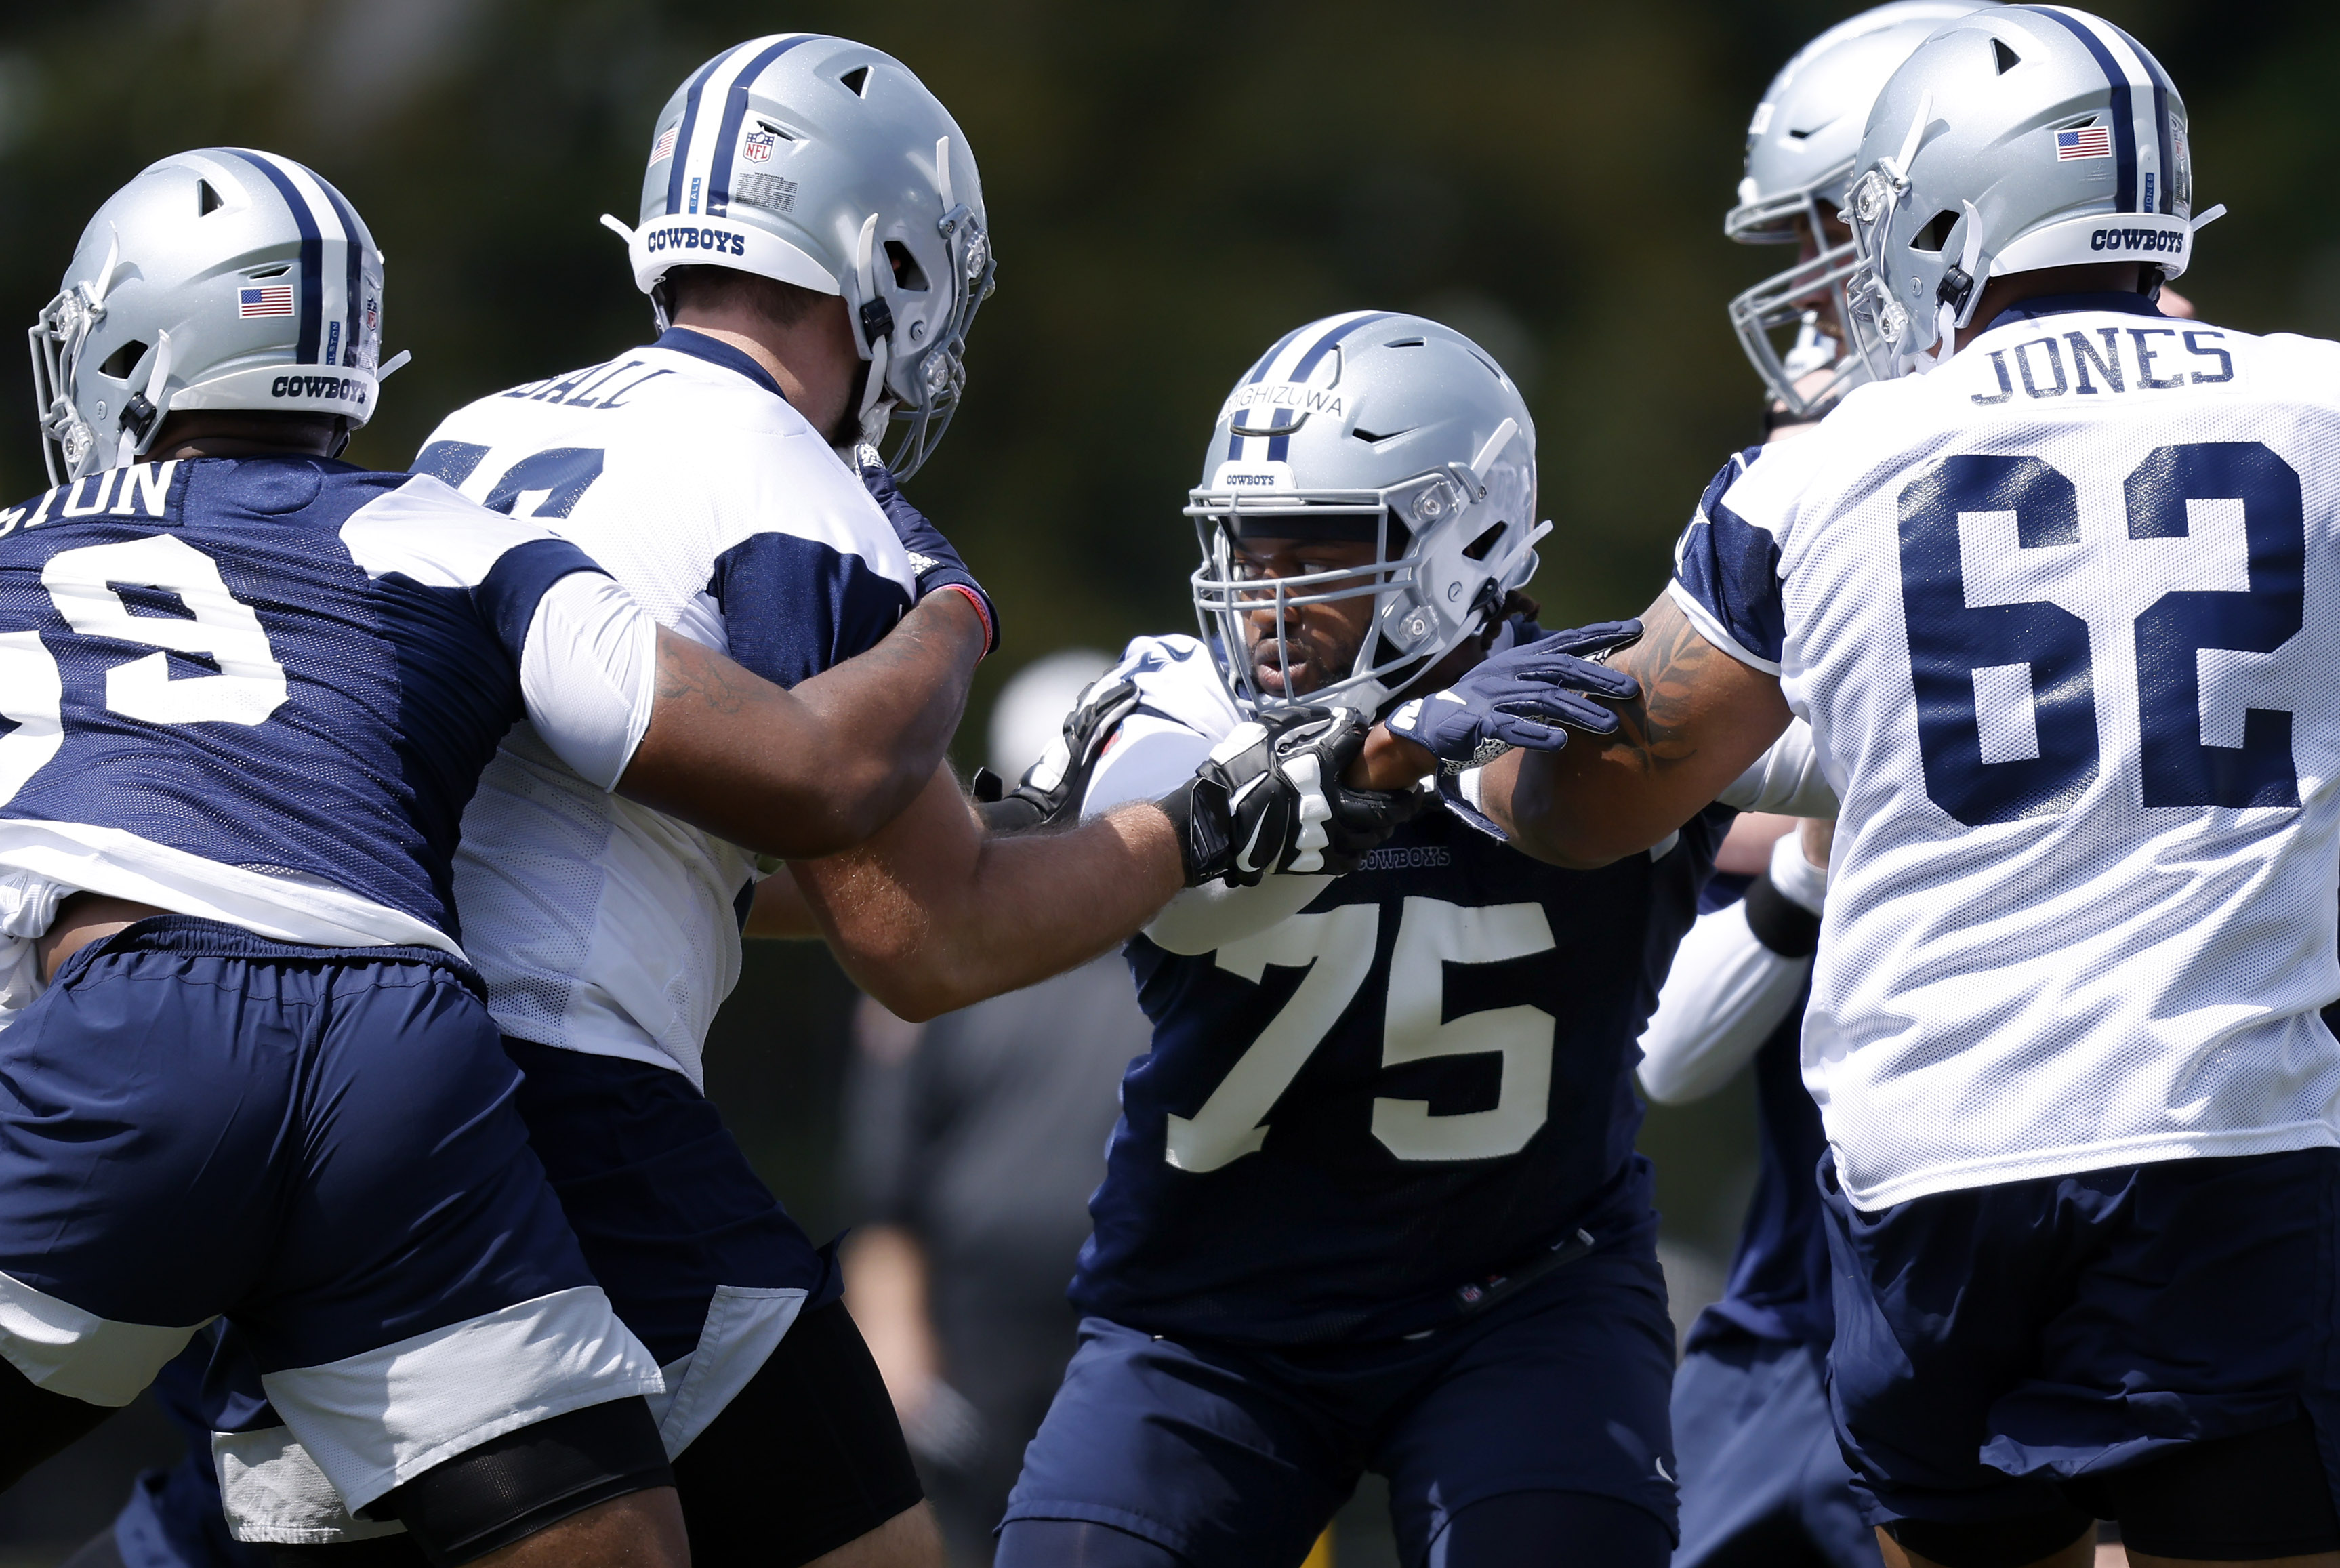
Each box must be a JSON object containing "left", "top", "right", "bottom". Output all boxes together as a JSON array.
[
  {"left": 1002, "top": 1222, "right": 1679, "bottom": 1567},
  {"left": 1822, "top": 1146, "right": 2340, "bottom": 1527},
  {"left": 0, "top": 917, "right": 654, "bottom": 1517},
  {"left": 503, "top": 1037, "right": 840, "bottom": 1366},
  {"left": 211, "top": 1036, "right": 850, "bottom": 1544},
  {"left": 1670, "top": 1330, "right": 1872, "bottom": 1568}
]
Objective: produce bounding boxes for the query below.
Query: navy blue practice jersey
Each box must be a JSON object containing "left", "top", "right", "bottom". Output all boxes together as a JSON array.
[
  {"left": 0, "top": 456, "right": 620, "bottom": 953},
  {"left": 1073, "top": 640, "right": 1729, "bottom": 1342}
]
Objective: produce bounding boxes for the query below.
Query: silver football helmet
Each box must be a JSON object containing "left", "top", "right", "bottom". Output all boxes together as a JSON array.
[
  {"left": 607, "top": 34, "right": 995, "bottom": 480},
  {"left": 1844, "top": 5, "right": 2219, "bottom": 377},
  {"left": 1726, "top": 2, "right": 1995, "bottom": 420},
  {"left": 1188, "top": 312, "right": 1546, "bottom": 718},
  {"left": 29, "top": 148, "right": 388, "bottom": 486}
]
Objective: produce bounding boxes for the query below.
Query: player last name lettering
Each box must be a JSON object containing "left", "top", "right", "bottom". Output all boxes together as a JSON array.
[{"left": 1970, "top": 325, "right": 2237, "bottom": 405}]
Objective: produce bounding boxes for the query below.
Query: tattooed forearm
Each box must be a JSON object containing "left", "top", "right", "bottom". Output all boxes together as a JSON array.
[
  {"left": 654, "top": 628, "right": 756, "bottom": 715},
  {"left": 1491, "top": 589, "right": 1790, "bottom": 869},
  {"left": 1599, "top": 595, "right": 1725, "bottom": 775}
]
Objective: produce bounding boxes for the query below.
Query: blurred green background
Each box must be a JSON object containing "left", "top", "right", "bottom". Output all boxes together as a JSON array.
[{"left": 0, "top": 0, "right": 2332, "bottom": 1558}]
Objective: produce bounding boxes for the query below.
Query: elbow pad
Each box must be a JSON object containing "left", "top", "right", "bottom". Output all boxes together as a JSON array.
[
  {"left": 1743, "top": 830, "right": 1827, "bottom": 957},
  {"left": 519, "top": 572, "right": 661, "bottom": 791}
]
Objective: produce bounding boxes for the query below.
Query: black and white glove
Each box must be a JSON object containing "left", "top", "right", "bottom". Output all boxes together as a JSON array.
[
  {"left": 973, "top": 676, "right": 1142, "bottom": 833},
  {"left": 1157, "top": 707, "right": 1429, "bottom": 888}
]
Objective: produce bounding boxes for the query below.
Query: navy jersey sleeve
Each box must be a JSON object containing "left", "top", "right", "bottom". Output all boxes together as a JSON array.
[
  {"left": 1671, "top": 446, "right": 1786, "bottom": 672},
  {"left": 472, "top": 537, "right": 607, "bottom": 667},
  {"left": 705, "top": 533, "right": 912, "bottom": 690}
]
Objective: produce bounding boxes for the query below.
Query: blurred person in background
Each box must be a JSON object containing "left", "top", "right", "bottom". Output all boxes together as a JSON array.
[
  {"left": 839, "top": 651, "right": 1157, "bottom": 1568},
  {"left": 1639, "top": 814, "right": 1853, "bottom": 1568},
  {"left": 1658, "top": 11, "right": 1974, "bottom": 1566}
]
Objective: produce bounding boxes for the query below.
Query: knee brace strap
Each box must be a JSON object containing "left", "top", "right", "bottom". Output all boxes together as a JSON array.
[
  {"left": 368, "top": 1397, "right": 672, "bottom": 1567},
  {"left": 1883, "top": 1504, "right": 2094, "bottom": 1568}
]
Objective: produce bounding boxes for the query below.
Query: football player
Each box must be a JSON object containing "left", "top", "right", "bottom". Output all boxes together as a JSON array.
[
  {"left": 191, "top": 36, "right": 1424, "bottom": 1568},
  {"left": 986, "top": 312, "right": 1831, "bottom": 1568},
  {"left": 0, "top": 146, "right": 1000, "bottom": 1568},
  {"left": 1661, "top": 9, "right": 1988, "bottom": 1567},
  {"left": 1359, "top": 10, "right": 2340, "bottom": 1565}
]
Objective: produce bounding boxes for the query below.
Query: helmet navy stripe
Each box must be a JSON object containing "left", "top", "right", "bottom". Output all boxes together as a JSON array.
[
  {"left": 229, "top": 151, "right": 325, "bottom": 364},
  {"left": 313, "top": 178, "right": 367, "bottom": 366},
  {"left": 2103, "top": 19, "right": 2179, "bottom": 214},
  {"left": 1267, "top": 312, "right": 1394, "bottom": 462},
  {"left": 2023, "top": 7, "right": 2137, "bottom": 212},
  {"left": 2149, "top": 82, "right": 2173, "bottom": 213},
  {"left": 1228, "top": 323, "right": 1313, "bottom": 461},
  {"left": 664, "top": 47, "right": 734, "bottom": 217},
  {"left": 707, "top": 35, "right": 823, "bottom": 218}
]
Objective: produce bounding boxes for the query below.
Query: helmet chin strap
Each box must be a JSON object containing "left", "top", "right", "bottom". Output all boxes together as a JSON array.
[{"left": 852, "top": 213, "right": 895, "bottom": 445}]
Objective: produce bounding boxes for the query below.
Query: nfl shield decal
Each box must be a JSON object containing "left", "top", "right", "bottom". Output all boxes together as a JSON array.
[{"left": 742, "top": 130, "right": 776, "bottom": 164}]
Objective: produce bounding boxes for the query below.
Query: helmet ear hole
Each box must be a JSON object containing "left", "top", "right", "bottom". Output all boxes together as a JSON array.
[
  {"left": 1462, "top": 522, "right": 1506, "bottom": 562},
  {"left": 99, "top": 340, "right": 148, "bottom": 381},
  {"left": 1914, "top": 210, "right": 1961, "bottom": 254},
  {"left": 884, "top": 241, "right": 929, "bottom": 292}
]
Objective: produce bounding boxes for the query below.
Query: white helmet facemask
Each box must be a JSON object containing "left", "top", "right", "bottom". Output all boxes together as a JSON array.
[
  {"left": 1841, "top": 7, "right": 2223, "bottom": 384},
  {"left": 1725, "top": 2, "right": 2000, "bottom": 421},
  {"left": 29, "top": 148, "right": 393, "bottom": 487},
  {"left": 1187, "top": 312, "right": 1548, "bottom": 720}
]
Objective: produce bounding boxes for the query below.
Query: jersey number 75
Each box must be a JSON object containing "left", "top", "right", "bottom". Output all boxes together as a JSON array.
[{"left": 1166, "top": 897, "right": 1556, "bottom": 1172}]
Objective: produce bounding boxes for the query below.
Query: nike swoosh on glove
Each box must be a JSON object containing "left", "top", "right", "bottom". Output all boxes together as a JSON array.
[
  {"left": 858, "top": 449, "right": 1000, "bottom": 655},
  {"left": 975, "top": 676, "right": 1142, "bottom": 833},
  {"left": 1383, "top": 619, "right": 1643, "bottom": 772},
  {"left": 1158, "top": 707, "right": 1431, "bottom": 887}
]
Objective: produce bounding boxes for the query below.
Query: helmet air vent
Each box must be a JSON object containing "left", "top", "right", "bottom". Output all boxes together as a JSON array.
[
  {"left": 1914, "top": 209, "right": 1962, "bottom": 254},
  {"left": 248, "top": 264, "right": 290, "bottom": 279},
  {"left": 1382, "top": 337, "right": 1426, "bottom": 348},
  {"left": 99, "top": 341, "right": 148, "bottom": 380},
  {"left": 1462, "top": 522, "right": 1507, "bottom": 562},
  {"left": 884, "top": 241, "right": 930, "bottom": 292},
  {"left": 197, "top": 180, "right": 223, "bottom": 215},
  {"left": 838, "top": 65, "right": 871, "bottom": 96},
  {"left": 1992, "top": 38, "right": 2021, "bottom": 75},
  {"left": 1352, "top": 427, "right": 1409, "bottom": 444}
]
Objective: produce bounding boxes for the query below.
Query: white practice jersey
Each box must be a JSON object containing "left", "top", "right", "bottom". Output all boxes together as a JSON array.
[
  {"left": 1672, "top": 295, "right": 2340, "bottom": 1208},
  {"left": 417, "top": 329, "right": 918, "bottom": 1086}
]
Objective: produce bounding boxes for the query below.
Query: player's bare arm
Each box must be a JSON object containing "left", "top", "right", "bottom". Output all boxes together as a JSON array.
[
  {"left": 619, "top": 590, "right": 985, "bottom": 861},
  {"left": 784, "top": 767, "right": 1185, "bottom": 1021},
  {"left": 1361, "top": 592, "right": 1788, "bottom": 868}
]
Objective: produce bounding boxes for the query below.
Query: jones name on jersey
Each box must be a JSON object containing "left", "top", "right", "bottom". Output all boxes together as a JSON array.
[
  {"left": 1672, "top": 295, "right": 2340, "bottom": 1209},
  {"left": 1070, "top": 634, "right": 1730, "bottom": 1343}
]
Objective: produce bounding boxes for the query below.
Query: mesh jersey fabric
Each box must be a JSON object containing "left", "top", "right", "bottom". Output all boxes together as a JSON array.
[
  {"left": 1067, "top": 633, "right": 1719, "bottom": 1343},
  {"left": 1671, "top": 293, "right": 2340, "bottom": 1208},
  {"left": 0, "top": 456, "right": 632, "bottom": 966},
  {"left": 415, "top": 327, "right": 919, "bottom": 1086}
]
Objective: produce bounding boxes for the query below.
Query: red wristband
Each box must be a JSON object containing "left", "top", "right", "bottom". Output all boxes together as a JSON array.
[{"left": 936, "top": 582, "right": 995, "bottom": 656}]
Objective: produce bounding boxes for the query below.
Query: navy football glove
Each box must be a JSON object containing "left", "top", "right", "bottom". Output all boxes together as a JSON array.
[
  {"left": 1384, "top": 619, "right": 1643, "bottom": 770},
  {"left": 858, "top": 451, "right": 1000, "bottom": 655},
  {"left": 974, "top": 675, "right": 1142, "bottom": 833},
  {"left": 1159, "top": 707, "right": 1429, "bottom": 888}
]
